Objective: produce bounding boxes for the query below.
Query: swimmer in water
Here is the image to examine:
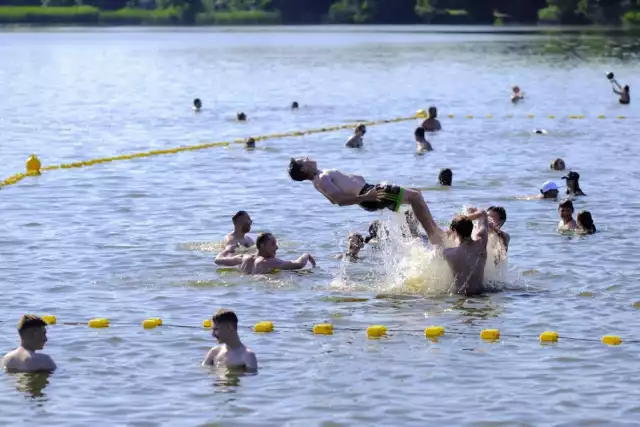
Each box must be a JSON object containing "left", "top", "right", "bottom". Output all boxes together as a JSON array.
[
  {"left": 202, "top": 309, "right": 257, "bottom": 372},
  {"left": 224, "top": 211, "right": 254, "bottom": 248},
  {"left": 577, "top": 210, "right": 596, "bottom": 235},
  {"left": 511, "top": 86, "right": 524, "bottom": 103},
  {"left": 421, "top": 106, "right": 442, "bottom": 132},
  {"left": 415, "top": 127, "right": 433, "bottom": 153},
  {"left": 214, "top": 232, "right": 315, "bottom": 274},
  {"left": 562, "top": 171, "right": 586, "bottom": 196},
  {"left": 551, "top": 158, "right": 566, "bottom": 171},
  {"left": 439, "top": 168, "right": 453, "bottom": 186},
  {"left": 3, "top": 315, "right": 56, "bottom": 373},
  {"left": 291, "top": 101, "right": 299, "bottom": 110},
  {"left": 237, "top": 112, "right": 247, "bottom": 121},
  {"left": 193, "top": 98, "right": 202, "bottom": 112},
  {"left": 245, "top": 137, "right": 256, "bottom": 150},
  {"left": 346, "top": 124, "right": 366, "bottom": 148},
  {"left": 288, "top": 157, "right": 438, "bottom": 239},
  {"left": 520, "top": 180, "right": 559, "bottom": 200},
  {"left": 612, "top": 81, "right": 630, "bottom": 105},
  {"left": 558, "top": 199, "right": 578, "bottom": 232},
  {"left": 336, "top": 232, "right": 365, "bottom": 261},
  {"left": 420, "top": 204, "right": 490, "bottom": 296},
  {"left": 486, "top": 206, "right": 510, "bottom": 251}
]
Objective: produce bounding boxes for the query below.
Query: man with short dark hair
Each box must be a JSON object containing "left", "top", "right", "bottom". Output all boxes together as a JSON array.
[
  {"left": 202, "top": 309, "right": 257, "bottom": 372},
  {"left": 558, "top": 200, "right": 578, "bottom": 231},
  {"left": 439, "top": 168, "right": 452, "bottom": 186},
  {"left": 224, "top": 211, "right": 254, "bottom": 248},
  {"left": 486, "top": 206, "right": 510, "bottom": 251},
  {"left": 421, "top": 106, "right": 442, "bottom": 132},
  {"left": 215, "top": 232, "right": 315, "bottom": 274},
  {"left": 562, "top": 171, "right": 586, "bottom": 196},
  {"left": 3, "top": 315, "right": 56, "bottom": 373},
  {"left": 415, "top": 127, "right": 433, "bottom": 153}
]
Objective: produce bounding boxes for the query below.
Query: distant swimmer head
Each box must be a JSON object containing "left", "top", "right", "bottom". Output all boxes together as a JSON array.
[
  {"left": 232, "top": 210, "right": 252, "bottom": 233},
  {"left": 245, "top": 137, "right": 256, "bottom": 149},
  {"left": 487, "top": 206, "right": 507, "bottom": 229},
  {"left": 439, "top": 168, "right": 453, "bottom": 186},
  {"left": 450, "top": 215, "right": 473, "bottom": 241},
  {"left": 534, "top": 129, "right": 548, "bottom": 135},
  {"left": 18, "top": 314, "right": 48, "bottom": 351},
  {"left": 288, "top": 157, "right": 318, "bottom": 181},
  {"left": 558, "top": 199, "right": 574, "bottom": 221},
  {"left": 193, "top": 98, "right": 202, "bottom": 111},
  {"left": 624, "top": 85, "right": 630, "bottom": 93},
  {"left": 211, "top": 309, "right": 239, "bottom": 343},
  {"left": 607, "top": 72, "right": 615, "bottom": 80},
  {"left": 551, "top": 158, "right": 566, "bottom": 171},
  {"left": 355, "top": 123, "right": 367, "bottom": 135},
  {"left": 540, "top": 180, "right": 559, "bottom": 199},
  {"left": 291, "top": 101, "right": 299, "bottom": 110},
  {"left": 513, "top": 86, "right": 521, "bottom": 93},
  {"left": 428, "top": 106, "right": 438, "bottom": 119},
  {"left": 256, "top": 232, "right": 277, "bottom": 257},
  {"left": 237, "top": 112, "right": 247, "bottom": 121},
  {"left": 577, "top": 210, "right": 596, "bottom": 234},
  {"left": 414, "top": 127, "right": 426, "bottom": 140},
  {"left": 347, "top": 232, "right": 365, "bottom": 257},
  {"left": 562, "top": 171, "right": 584, "bottom": 195}
]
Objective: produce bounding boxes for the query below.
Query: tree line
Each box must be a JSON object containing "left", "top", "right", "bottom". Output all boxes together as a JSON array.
[{"left": 1, "top": 0, "right": 640, "bottom": 25}]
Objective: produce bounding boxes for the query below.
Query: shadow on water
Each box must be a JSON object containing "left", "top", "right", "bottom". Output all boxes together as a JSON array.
[
  {"left": 8, "top": 372, "right": 51, "bottom": 400},
  {"left": 206, "top": 367, "right": 257, "bottom": 394}
]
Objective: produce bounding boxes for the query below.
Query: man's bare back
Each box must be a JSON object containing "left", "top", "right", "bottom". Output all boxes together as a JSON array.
[
  {"left": 443, "top": 239, "right": 488, "bottom": 295},
  {"left": 3, "top": 347, "right": 56, "bottom": 373}
]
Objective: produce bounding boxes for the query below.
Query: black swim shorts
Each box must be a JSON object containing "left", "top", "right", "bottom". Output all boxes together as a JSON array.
[{"left": 358, "top": 183, "right": 405, "bottom": 212}]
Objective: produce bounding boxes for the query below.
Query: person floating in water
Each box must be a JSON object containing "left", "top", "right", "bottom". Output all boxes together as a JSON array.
[
  {"left": 421, "top": 106, "right": 442, "bottom": 132},
  {"left": 415, "top": 127, "right": 433, "bottom": 153},
  {"left": 237, "top": 112, "right": 247, "bottom": 121},
  {"left": 193, "top": 98, "right": 202, "bottom": 112},
  {"left": 2, "top": 315, "right": 56, "bottom": 373},
  {"left": 511, "top": 86, "right": 524, "bottom": 103},
  {"left": 419, "top": 204, "right": 490, "bottom": 296},
  {"left": 291, "top": 101, "right": 299, "bottom": 110},
  {"left": 336, "top": 232, "right": 365, "bottom": 261},
  {"left": 562, "top": 171, "right": 586, "bottom": 196},
  {"left": 245, "top": 138, "right": 256, "bottom": 150},
  {"left": 551, "top": 158, "right": 566, "bottom": 171},
  {"left": 202, "top": 309, "right": 257, "bottom": 372},
  {"left": 577, "top": 211, "right": 596, "bottom": 235},
  {"left": 346, "top": 124, "right": 366, "bottom": 148},
  {"left": 224, "top": 211, "right": 254, "bottom": 248},
  {"left": 215, "top": 232, "right": 315, "bottom": 274},
  {"left": 521, "top": 180, "right": 559, "bottom": 200},
  {"left": 287, "top": 157, "right": 438, "bottom": 239},
  {"left": 439, "top": 168, "right": 453, "bottom": 186},
  {"left": 558, "top": 199, "right": 578, "bottom": 232}
]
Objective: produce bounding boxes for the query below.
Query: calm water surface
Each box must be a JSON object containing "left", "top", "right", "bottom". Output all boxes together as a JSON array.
[{"left": 1, "top": 26, "right": 640, "bottom": 426}]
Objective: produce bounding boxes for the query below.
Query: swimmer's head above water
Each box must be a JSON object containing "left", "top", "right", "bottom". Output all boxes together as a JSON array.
[
  {"left": 347, "top": 232, "right": 365, "bottom": 258},
  {"left": 355, "top": 124, "right": 367, "bottom": 136},
  {"left": 288, "top": 157, "right": 318, "bottom": 181},
  {"left": 551, "top": 158, "right": 566, "bottom": 171},
  {"left": 211, "top": 309, "right": 239, "bottom": 344},
  {"left": 450, "top": 215, "right": 474, "bottom": 242},
  {"left": 558, "top": 199, "right": 574, "bottom": 222},
  {"left": 439, "top": 168, "right": 453, "bottom": 186},
  {"left": 487, "top": 206, "right": 506, "bottom": 229},
  {"left": 193, "top": 98, "right": 202, "bottom": 111},
  {"left": 540, "top": 180, "right": 559, "bottom": 199},
  {"left": 414, "top": 127, "right": 426, "bottom": 141},
  {"left": 428, "top": 106, "right": 438, "bottom": 119},
  {"left": 562, "top": 171, "right": 585, "bottom": 196},
  {"left": 18, "top": 314, "right": 48, "bottom": 351},
  {"left": 291, "top": 101, "right": 299, "bottom": 110},
  {"left": 245, "top": 137, "right": 256, "bottom": 149},
  {"left": 237, "top": 112, "right": 247, "bottom": 121},
  {"left": 256, "top": 232, "right": 278, "bottom": 257},
  {"left": 232, "top": 210, "right": 252, "bottom": 234},
  {"left": 577, "top": 210, "right": 596, "bottom": 234}
]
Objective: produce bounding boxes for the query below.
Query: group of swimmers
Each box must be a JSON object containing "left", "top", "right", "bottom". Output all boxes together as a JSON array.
[{"left": 3, "top": 309, "right": 257, "bottom": 373}]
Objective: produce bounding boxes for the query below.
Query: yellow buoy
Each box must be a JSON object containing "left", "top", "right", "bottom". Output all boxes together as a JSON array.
[
  {"left": 480, "top": 329, "right": 500, "bottom": 341},
  {"left": 142, "top": 319, "right": 158, "bottom": 329},
  {"left": 88, "top": 318, "right": 109, "bottom": 328},
  {"left": 313, "top": 323, "right": 334, "bottom": 335},
  {"left": 602, "top": 335, "right": 622, "bottom": 346},
  {"left": 367, "top": 325, "right": 387, "bottom": 338},
  {"left": 448, "top": 114, "right": 454, "bottom": 118},
  {"left": 548, "top": 115, "right": 555, "bottom": 119},
  {"left": 42, "top": 315, "right": 57, "bottom": 325},
  {"left": 26, "top": 154, "right": 41, "bottom": 176},
  {"left": 254, "top": 321, "right": 274, "bottom": 333},
  {"left": 424, "top": 326, "right": 445, "bottom": 338},
  {"left": 539, "top": 331, "right": 558, "bottom": 343},
  {"left": 202, "top": 319, "right": 212, "bottom": 328},
  {"left": 416, "top": 109, "right": 427, "bottom": 118}
]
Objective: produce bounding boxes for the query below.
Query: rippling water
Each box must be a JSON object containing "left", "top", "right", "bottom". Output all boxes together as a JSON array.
[{"left": 1, "top": 26, "right": 640, "bottom": 426}]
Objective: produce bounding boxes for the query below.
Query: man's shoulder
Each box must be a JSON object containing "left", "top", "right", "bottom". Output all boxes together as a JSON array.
[{"left": 2, "top": 350, "right": 17, "bottom": 368}]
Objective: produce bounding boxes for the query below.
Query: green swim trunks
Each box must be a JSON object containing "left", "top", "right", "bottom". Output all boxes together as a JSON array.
[{"left": 358, "top": 183, "right": 404, "bottom": 213}]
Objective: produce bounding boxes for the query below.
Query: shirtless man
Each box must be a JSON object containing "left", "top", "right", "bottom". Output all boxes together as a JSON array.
[
  {"left": 215, "top": 232, "right": 315, "bottom": 274},
  {"left": 414, "top": 127, "right": 433, "bottom": 153},
  {"left": 486, "top": 206, "right": 510, "bottom": 250},
  {"left": 419, "top": 204, "right": 489, "bottom": 296},
  {"left": 558, "top": 200, "right": 578, "bottom": 232},
  {"left": 336, "top": 232, "right": 365, "bottom": 261},
  {"left": 421, "top": 106, "right": 442, "bottom": 132},
  {"left": 511, "top": 86, "right": 524, "bottom": 103},
  {"left": 287, "top": 157, "right": 437, "bottom": 239},
  {"left": 345, "top": 124, "right": 366, "bottom": 148},
  {"left": 3, "top": 315, "right": 56, "bottom": 373},
  {"left": 202, "top": 309, "right": 257, "bottom": 372},
  {"left": 224, "top": 211, "right": 254, "bottom": 248}
]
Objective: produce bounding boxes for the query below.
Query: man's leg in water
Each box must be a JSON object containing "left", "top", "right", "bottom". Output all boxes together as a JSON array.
[{"left": 401, "top": 189, "right": 444, "bottom": 245}]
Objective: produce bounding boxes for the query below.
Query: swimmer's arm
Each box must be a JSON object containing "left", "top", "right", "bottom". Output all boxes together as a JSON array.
[
  {"left": 267, "top": 254, "right": 314, "bottom": 271},
  {"left": 435, "top": 120, "right": 442, "bottom": 130},
  {"left": 214, "top": 246, "right": 245, "bottom": 266},
  {"left": 202, "top": 346, "right": 220, "bottom": 366},
  {"left": 468, "top": 210, "right": 489, "bottom": 248},
  {"left": 243, "top": 349, "right": 258, "bottom": 372},
  {"left": 316, "top": 175, "right": 367, "bottom": 206},
  {"left": 345, "top": 135, "right": 361, "bottom": 148}
]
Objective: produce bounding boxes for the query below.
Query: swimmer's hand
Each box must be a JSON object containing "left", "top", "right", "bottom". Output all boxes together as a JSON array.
[
  {"left": 362, "top": 187, "right": 382, "bottom": 202},
  {"left": 306, "top": 253, "right": 316, "bottom": 268}
]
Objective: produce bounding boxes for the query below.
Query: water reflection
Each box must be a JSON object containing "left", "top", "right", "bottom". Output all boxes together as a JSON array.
[
  {"left": 207, "top": 367, "right": 256, "bottom": 393},
  {"left": 10, "top": 372, "right": 51, "bottom": 399}
]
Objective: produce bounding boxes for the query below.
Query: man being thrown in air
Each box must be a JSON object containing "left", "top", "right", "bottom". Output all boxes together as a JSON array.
[{"left": 287, "top": 157, "right": 437, "bottom": 240}]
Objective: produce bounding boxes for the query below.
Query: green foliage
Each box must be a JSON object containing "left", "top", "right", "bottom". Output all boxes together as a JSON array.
[
  {"left": 0, "top": 6, "right": 99, "bottom": 23},
  {"left": 622, "top": 10, "right": 640, "bottom": 25},
  {"left": 195, "top": 9, "right": 280, "bottom": 24},
  {"left": 538, "top": 5, "right": 561, "bottom": 21},
  {"left": 99, "top": 7, "right": 181, "bottom": 24}
]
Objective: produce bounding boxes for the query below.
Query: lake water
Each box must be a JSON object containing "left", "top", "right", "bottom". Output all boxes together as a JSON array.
[{"left": 1, "top": 26, "right": 640, "bottom": 426}]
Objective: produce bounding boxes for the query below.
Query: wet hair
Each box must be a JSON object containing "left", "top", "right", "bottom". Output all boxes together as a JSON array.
[
  {"left": 558, "top": 199, "right": 574, "bottom": 212},
  {"left": 414, "top": 127, "right": 425, "bottom": 139},
  {"left": 212, "top": 309, "right": 238, "bottom": 327},
  {"left": 17, "top": 315, "right": 46, "bottom": 336},
  {"left": 577, "top": 211, "right": 596, "bottom": 234},
  {"left": 551, "top": 158, "right": 565, "bottom": 170},
  {"left": 237, "top": 112, "right": 247, "bottom": 121},
  {"left": 350, "top": 233, "right": 365, "bottom": 247},
  {"left": 232, "top": 210, "right": 248, "bottom": 224},
  {"left": 439, "top": 168, "right": 453, "bottom": 186},
  {"left": 193, "top": 98, "right": 202, "bottom": 107},
  {"left": 450, "top": 215, "right": 473, "bottom": 239},
  {"left": 291, "top": 101, "right": 299, "bottom": 110},
  {"left": 245, "top": 137, "right": 256, "bottom": 149},
  {"left": 487, "top": 206, "right": 507, "bottom": 226},
  {"left": 428, "top": 106, "right": 438, "bottom": 118},
  {"left": 256, "top": 232, "right": 274, "bottom": 249},
  {"left": 624, "top": 85, "right": 630, "bottom": 92},
  {"left": 355, "top": 124, "right": 366, "bottom": 134},
  {"left": 288, "top": 158, "right": 309, "bottom": 182}
]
